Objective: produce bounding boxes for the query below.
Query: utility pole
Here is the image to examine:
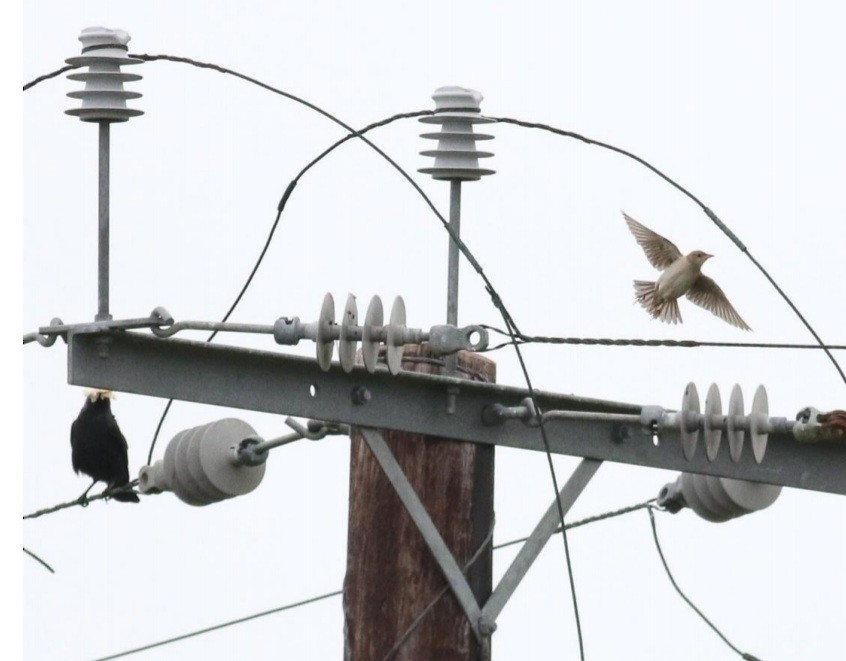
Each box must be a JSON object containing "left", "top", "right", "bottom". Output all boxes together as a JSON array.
[
  {"left": 49, "top": 29, "right": 846, "bottom": 659},
  {"left": 344, "top": 87, "right": 496, "bottom": 660}
]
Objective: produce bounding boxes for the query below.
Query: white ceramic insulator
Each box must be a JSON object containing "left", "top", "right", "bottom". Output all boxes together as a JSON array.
[
  {"left": 138, "top": 418, "right": 266, "bottom": 506},
  {"left": 665, "top": 473, "right": 781, "bottom": 523},
  {"left": 65, "top": 26, "right": 143, "bottom": 123},
  {"left": 419, "top": 86, "right": 495, "bottom": 181}
]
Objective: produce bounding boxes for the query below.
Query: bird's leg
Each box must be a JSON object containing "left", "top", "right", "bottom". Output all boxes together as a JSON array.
[{"left": 77, "top": 479, "right": 97, "bottom": 506}]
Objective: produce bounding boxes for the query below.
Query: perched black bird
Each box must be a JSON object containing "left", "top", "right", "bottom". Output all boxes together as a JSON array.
[{"left": 70, "top": 390, "right": 139, "bottom": 503}]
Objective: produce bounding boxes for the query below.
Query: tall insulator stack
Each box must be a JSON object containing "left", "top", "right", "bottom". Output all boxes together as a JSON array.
[
  {"left": 65, "top": 26, "right": 143, "bottom": 123},
  {"left": 418, "top": 86, "right": 495, "bottom": 181}
]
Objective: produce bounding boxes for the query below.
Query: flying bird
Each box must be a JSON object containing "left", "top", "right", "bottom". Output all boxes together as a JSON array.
[
  {"left": 70, "top": 389, "right": 139, "bottom": 503},
  {"left": 623, "top": 212, "right": 751, "bottom": 330}
]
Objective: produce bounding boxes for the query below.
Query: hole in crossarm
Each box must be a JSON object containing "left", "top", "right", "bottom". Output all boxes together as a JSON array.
[{"left": 309, "top": 384, "right": 318, "bottom": 398}]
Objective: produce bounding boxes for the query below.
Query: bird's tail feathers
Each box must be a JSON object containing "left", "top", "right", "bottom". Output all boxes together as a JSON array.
[
  {"left": 633, "top": 280, "right": 682, "bottom": 325},
  {"left": 108, "top": 484, "right": 140, "bottom": 503}
]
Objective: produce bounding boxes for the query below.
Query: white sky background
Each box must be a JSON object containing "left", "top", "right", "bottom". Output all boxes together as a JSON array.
[{"left": 20, "top": 2, "right": 846, "bottom": 660}]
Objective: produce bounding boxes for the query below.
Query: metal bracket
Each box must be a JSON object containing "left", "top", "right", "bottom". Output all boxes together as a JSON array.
[{"left": 360, "top": 428, "right": 601, "bottom": 640}]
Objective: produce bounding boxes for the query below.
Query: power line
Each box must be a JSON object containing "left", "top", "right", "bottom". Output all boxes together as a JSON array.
[
  {"left": 480, "top": 325, "right": 846, "bottom": 353},
  {"left": 489, "top": 115, "right": 846, "bottom": 389},
  {"left": 23, "top": 547, "right": 55, "bottom": 574},
  {"left": 89, "top": 589, "right": 343, "bottom": 661},
  {"left": 23, "top": 481, "right": 141, "bottom": 520},
  {"left": 23, "top": 64, "right": 77, "bottom": 91},
  {"left": 493, "top": 499, "right": 655, "bottom": 551},
  {"left": 647, "top": 507, "right": 763, "bottom": 661}
]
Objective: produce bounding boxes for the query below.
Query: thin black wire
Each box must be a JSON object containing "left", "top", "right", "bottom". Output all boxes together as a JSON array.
[
  {"left": 479, "top": 325, "right": 846, "bottom": 353},
  {"left": 648, "top": 507, "right": 762, "bottom": 661},
  {"left": 23, "top": 64, "right": 77, "bottom": 91},
  {"left": 499, "top": 313, "right": 587, "bottom": 658},
  {"left": 23, "top": 547, "right": 55, "bottom": 573},
  {"left": 493, "top": 499, "right": 655, "bottom": 551},
  {"left": 490, "top": 116, "right": 846, "bottom": 389},
  {"left": 89, "top": 589, "right": 343, "bottom": 661}
]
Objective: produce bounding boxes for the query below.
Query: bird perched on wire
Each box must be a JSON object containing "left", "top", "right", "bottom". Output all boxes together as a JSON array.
[
  {"left": 623, "top": 212, "right": 751, "bottom": 330},
  {"left": 70, "top": 389, "right": 139, "bottom": 503}
]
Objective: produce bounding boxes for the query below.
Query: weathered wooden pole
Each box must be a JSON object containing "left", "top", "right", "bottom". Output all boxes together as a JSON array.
[{"left": 344, "top": 344, "right": 495, "bottom": 660}]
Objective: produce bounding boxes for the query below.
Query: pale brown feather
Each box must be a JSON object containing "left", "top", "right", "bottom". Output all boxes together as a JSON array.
[
  {"left": 685, "top": 275, "right": 752, "bottom": 331},
  {"left": 623, "top": 212, "right": 682, "bottom": 270}
]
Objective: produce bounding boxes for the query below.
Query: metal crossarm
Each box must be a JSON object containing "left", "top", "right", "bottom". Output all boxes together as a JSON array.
[{"left": 67, "top": 331, "right": 846, "bottom": 494}]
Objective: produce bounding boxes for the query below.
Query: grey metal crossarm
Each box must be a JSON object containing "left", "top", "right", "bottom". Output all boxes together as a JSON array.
[{"left": 67, "top": 330, "right": 846, "bottom": 495}]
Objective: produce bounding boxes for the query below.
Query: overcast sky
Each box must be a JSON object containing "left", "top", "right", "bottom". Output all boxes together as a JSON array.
[{"left": 20, "top": 2, "right": 846, "bottom": 660}]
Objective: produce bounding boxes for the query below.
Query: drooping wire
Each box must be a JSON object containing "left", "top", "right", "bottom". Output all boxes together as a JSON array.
[
  {"left": 88, "top": 589, "right": 343, "bottom": 661},
  {"left": 647, "top": 507, "right": 763, "bottom": 661},
  {"left": 479, "top": 325, "right": 846, "bottom": 353},
  {"left": 489, "top": 116, "right": 846, "bottom": 388},
  {"left": 23, "top": 547, "right": 55, "bottom": 574}
]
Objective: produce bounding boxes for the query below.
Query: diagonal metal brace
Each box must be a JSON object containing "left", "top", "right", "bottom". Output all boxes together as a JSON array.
[
  {"left": 359, "top": 428, "right": 485, "bottom": 640},
  {"left": 360, "top": 429, "right": 603, "bottom": 642},
  {"left": 483, "top": 458, "right": 602, "bottom": 622}
]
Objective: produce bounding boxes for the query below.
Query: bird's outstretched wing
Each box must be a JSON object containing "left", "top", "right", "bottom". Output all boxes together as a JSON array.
[
  {"left": 686, "top": 275, "right": 752, "bottom": 331},
  {"left": 623, "top": 212, "right": 682, "bottom": 270}
]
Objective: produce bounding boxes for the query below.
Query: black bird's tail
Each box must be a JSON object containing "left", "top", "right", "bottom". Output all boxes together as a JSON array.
[{"left": 108, "top": 484, "right": 140, "bottom": 503}]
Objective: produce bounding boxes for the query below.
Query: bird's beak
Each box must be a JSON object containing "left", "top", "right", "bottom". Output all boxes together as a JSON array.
[{"left": 705, "top": 253, "right": 714, "bottom": 260}]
